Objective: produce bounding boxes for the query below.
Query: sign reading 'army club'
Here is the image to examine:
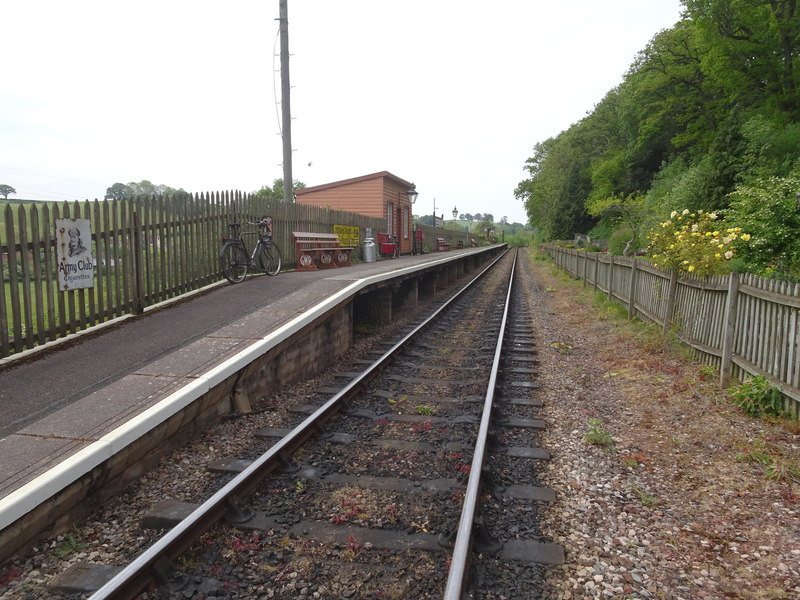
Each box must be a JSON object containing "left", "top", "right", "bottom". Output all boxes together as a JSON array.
[{"left": 56, "top": 218, "right": 94, "bottom": 291}]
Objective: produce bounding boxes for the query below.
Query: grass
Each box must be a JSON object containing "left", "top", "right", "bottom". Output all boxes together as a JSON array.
[
  {"left": 630, "top": 484, "right": 659, "bottom": 508},
  {"left": 551, "top": 341, "right": 573, "bottom": 354},
  {"left": 584, "top": 418, "right": 614, "bottom": 449},
  {"left": 736, "top": 439, "right": 800, "bottom": 484},
  {"left": 53, "top": 527, "right": 86, "bottom": 558},
  {"left": 698, "top": 364, "right": 718, "bottom": 380},
  {"left": 729, "top": 375, "right": 786, "bottom": 418}
]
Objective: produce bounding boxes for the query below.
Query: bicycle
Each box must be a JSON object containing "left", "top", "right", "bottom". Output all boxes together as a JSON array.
[{"left": 220, "top": 216, "right": 282, "bottom": 283}]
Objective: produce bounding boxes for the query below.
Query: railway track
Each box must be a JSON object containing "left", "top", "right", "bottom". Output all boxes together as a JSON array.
[{"left": 43, "top": 248, "right": 563, "bottom": 599}]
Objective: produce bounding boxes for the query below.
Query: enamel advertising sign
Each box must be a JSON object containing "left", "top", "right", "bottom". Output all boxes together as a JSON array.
[{"left": 56, "top": 218, "right": 94, "bottom": 291}]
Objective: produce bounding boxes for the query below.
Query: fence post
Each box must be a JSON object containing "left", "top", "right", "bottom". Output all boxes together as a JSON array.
[
  {"left": 720, "top": 272, "right": 740, "bottom": 388},
  {"left": 607, "top": 254, "right": 615, "bottom": 300},
  {"left": 627, "top": 258, "right": 638, "bottom": 319},
  {"left": 582, "top": 252, "right": 588, "bottom": 287},
  {"left": 662, "top": 270, "right": 679, "bottom": 335},
  {"left": 593, "top": 254, "right": 599, "bottom": 292},
  {"left": 132, "top": 210, "right": 145, "bottom": 315}
]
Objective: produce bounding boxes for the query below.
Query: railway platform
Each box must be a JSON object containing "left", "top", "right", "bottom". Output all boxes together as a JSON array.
[{"left": 0, "top": 245, "right": 502, "bottom": 560}]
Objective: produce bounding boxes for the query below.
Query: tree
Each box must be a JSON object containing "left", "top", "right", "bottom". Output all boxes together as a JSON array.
[
  {"left": 478, "top": 214, "right": 495, "bottom": 236},
  {"left": 253, "top": 178, "right": 307, "bottom": 202},
  {"left": 0, "top": 184, "right": 16, "bottom": 200},
  {"left": 105, "top": 180, "right": 189, "bottom": 200},
  {"left": 587, "top": 192, "right": 649, "bottom": 255},
  {"left": 683, "top": 0, "right": 800, "bottom": 120},
  {"left": 516, "top": 130, "right": 594, "bottom": 240},
  {"left": 725, "top": 169, "right": 800, "bottom": 276},
  {"left": 105, "top": 183, "right": 133, "bottom": 200}
]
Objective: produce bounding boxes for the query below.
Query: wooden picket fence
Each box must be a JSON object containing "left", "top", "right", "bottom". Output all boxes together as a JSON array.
[
  {"left": 547, "top": 246, "right": 800, "bottom": 417},
  {"left": 0, "top": 192, "right": 393, "bottom": 360}
]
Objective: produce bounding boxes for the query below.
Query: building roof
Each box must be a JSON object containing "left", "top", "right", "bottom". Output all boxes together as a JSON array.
[{"left": 295, "top": 171, "right": 414, "bottom": 195}]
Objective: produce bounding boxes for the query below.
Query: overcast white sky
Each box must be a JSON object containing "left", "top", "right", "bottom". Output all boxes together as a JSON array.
[{"left": 2, "top": 0, "right": 683, "bottom": 225}]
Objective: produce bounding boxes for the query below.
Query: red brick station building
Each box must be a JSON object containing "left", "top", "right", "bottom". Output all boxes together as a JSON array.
[{"left": 295, "top": 171, "right": 418, "bottom": 256}]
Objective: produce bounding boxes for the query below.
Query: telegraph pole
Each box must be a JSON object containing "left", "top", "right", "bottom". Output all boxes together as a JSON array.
[{"left": 279, "top": 0, "right": 293, "bottom": 203}]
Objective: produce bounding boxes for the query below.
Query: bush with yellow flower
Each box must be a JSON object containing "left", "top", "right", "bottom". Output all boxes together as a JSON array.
[{"left": 646, "top": 209, "right": 751, "bottom": 277}]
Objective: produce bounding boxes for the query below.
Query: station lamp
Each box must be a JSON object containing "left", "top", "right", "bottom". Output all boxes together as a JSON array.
[{"left": 406, "top": 185, "right": 418, "bottom": 205}]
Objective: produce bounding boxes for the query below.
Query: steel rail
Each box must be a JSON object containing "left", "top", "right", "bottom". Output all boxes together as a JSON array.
[
  {"left": 88, "top": 250, "right": 510, "bottom": 600},
  {"left": 443, "top": 248, "right": 518, "bottom": 599}
]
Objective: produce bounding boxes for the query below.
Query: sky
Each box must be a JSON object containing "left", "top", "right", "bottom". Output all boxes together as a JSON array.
[{"left": 2, "top": 0, "right": 684, "bottom": 225}]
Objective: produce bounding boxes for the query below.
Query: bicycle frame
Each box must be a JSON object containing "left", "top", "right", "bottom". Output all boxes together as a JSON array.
[
  {"left": 223, "top": 225, "right": 270, "bottom": 264},
  {"left": 221, "top": 218, "right": 281, "bottom": 283}
]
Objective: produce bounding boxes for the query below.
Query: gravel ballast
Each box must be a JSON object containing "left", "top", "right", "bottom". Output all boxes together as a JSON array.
[{"left": 1, "top": 248, "right": 798, "bottom": 599}]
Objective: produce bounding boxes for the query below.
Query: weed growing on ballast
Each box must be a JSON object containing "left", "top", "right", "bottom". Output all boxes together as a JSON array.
[{"left": 584, "top": 418, "right": 614, "bottom": 450}]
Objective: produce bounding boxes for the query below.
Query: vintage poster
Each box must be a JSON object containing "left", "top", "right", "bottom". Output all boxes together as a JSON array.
[
  {"left": 333, "top": 224, "right": 359, "bottom": 248},
  {"left": 56, "top": 218, "right": 94, "bottom": 291}
]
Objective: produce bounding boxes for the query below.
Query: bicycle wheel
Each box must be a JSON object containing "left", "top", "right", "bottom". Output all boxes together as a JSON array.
[
  {"left": 220, "top": 242, "right": 249, "bottom": 283},
  {"left": 258, "top": 240, "right": 282, "bottom": 276}
]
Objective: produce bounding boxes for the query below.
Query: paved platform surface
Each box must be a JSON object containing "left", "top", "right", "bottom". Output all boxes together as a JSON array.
[{"left": 0, "top": 250, "right": 475, "bottom": 503}]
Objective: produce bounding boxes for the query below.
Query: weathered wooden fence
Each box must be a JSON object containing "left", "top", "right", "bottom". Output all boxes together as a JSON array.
[
  {"left": 0, "top": 192, "right": 396, "bottom": 359},
  {"left": 414, "top": 223, "right": 474, "bottom": 252},
  {"left": 547, "top": 246, "right": 800, "bottom": 417}
]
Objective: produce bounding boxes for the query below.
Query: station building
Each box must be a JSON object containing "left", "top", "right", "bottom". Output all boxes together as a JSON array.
[{"left": 295, "top": 171, "right": 418, "bottom": 255}]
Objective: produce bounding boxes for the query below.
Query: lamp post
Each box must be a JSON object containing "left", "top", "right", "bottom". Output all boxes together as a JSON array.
[
  {"left": 452, "top": 206, "right": 458, "bottom": 219},
  {"left": 407, "top": 184, "right": 420, "bottom": 255}
]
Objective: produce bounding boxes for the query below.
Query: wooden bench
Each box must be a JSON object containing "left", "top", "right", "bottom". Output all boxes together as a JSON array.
[
  {"left": 292, "top": 231, "right": 354, "bottom": 271},
  {"left": 436, "top": 237, "right": 451, "bottom": 252}
]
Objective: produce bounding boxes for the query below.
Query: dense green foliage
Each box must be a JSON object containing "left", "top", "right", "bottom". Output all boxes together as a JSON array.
[
  {"left": 105, "top": 180, "right": 189, "bottom": 200},
  {"left": 516, "top": 0, "right": 800, "bottom": 276},
  {"left": 252, "top": 178, "right": 307, "bottom": 202}
]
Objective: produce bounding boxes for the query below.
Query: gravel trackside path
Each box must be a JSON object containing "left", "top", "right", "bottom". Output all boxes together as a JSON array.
[{"left": 520, "top": 248, "right": 800, "bottom": 600}]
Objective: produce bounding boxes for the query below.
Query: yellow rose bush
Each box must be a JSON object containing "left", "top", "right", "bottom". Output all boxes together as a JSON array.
[{"left": 646, "top": 209, "right": 750, "bottom": 277}]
